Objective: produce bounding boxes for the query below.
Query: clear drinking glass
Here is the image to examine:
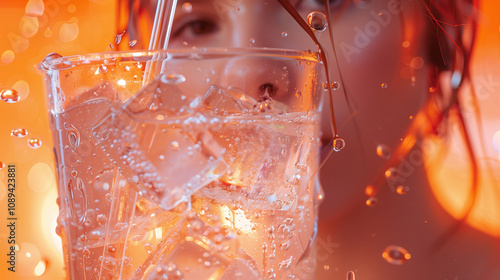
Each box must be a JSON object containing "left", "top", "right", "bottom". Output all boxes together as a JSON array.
[{"left": 40, "top": 48, "right": 324, "bottom": 279}]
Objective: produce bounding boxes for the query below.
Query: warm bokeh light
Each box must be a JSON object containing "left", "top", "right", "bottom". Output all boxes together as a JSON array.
[
  {"left": 12, "top": 80, "right": 30, "bottom": 100},
  {"left": 1, "top": 49, "right": 15, "bottom": 63},
  {"left": 0, "top": 1, "right": 499, "bottom": 279},
  {"left": 0, "top": 1, "right": 116, "bottom": 279},
  {"left": 28, "top": 162, "right": 54, "bottom": 193}
]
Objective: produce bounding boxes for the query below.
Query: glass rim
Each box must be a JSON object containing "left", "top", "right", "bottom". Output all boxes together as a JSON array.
[{"left": 39, "top": 47, "right": 321, "bottom": 71}]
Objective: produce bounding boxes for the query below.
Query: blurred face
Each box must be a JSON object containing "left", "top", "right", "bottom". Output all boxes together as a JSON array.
[{"left": 140, "top": 0, "right": 432, "bottom": 214}]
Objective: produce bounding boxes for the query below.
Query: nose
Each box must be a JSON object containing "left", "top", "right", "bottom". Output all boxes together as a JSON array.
[{"left": 220, "top": 57, "right": 294, "bottom": 105}]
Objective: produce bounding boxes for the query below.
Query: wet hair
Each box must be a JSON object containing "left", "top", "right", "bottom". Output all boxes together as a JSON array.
[{"left": 418, "top": 0, "right": 482, "bottom": 251}]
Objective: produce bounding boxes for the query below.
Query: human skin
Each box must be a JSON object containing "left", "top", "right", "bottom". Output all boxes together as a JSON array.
[{"left": 132, "top": 1, "right": 500, "bottom": 279}]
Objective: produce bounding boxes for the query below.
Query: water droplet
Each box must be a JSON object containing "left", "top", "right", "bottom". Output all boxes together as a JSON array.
[
  {"left": 322, "top": 82, "right": 329, "bottom": 91},
  {"left": 281, "top": 31, "right": 288, "bottom": 37},
  {"left": 396, "top": 185, "right": 409, "bottom": 195},
  {"left": 115, "top": 31, "right": 125, "bottom": 45},
  {"left": 0, "top": 162, "right": 5, "bottom": 170},
  {"left": 365, "top": 197, "right": 378, "bottom": 207},
  {"left": 307, "top": 12, "right": 328, "bottom": 32},
  {"left": 376, "top": 144, "right": 391, "bottom": 159},
  {"left": 250, "top": 38, "right": 255, "bottom": 44},
  {"left": 332, "top": 81, "right": 340, "bottom": 90},
  {"left": 11, "top": 128, "right": 28, "bottom": 137},
  {"left": 28, "top": 138, "right": 42, "bottom": 149},
  {"left": 96, "top": 214, "right": 107, "bottom": 225},
  {"left": 428, "top": 86, "right": 437, "bottom": 93},
  {"left": 346, "top": 270, "right": 356, "bottom": 280},
  {"left": 323, "top": 265, "right": 330, "bottom": 271},
  {"left": 381, "top": 83, "right": 388, "bottom": 89},
  {"left": 161, "top": 73, "right": 186, "bottom": 84},
  {"left": 182, "top": 2, "right": 193, "bottom": 13},
  {"left": 99, "top": 65, "right": 108, "bottom": 74},
  {"left": 333, "top": 136, "right": 345, "bottom": 152},
  {"left": 1, "top": 89, "right": 21, "bottom": 103},
  {"left": 67, "top": 124, "right": 81, "bottom": 150},
  {"left": 382, "top": 245, "right": 411, "bottom": 265},
  {"left": 40, "top": 53, "right": 62, "bottom": 70},
  {"left": 384, "top": 167, "right": 398, "bottom": 179},
  {"left": 128, "top": 40, "right": 137, "bottom": 47}
]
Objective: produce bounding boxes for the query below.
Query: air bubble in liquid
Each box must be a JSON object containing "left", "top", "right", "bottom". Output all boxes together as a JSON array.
[
  {"left": 333, "top": 136, "right": 345, "bottom": 152},
  {"left": 381, "top": 83, "right": 388, "bottom": 88},
  {"left": 11, "top": 128, "right": 28, "bottom": 137},
  {"left": 171, "top": 141, "right": 180, "bottom": 151},
  {"left": 96, "top": 214, "right": 107, "bottom": 225},
  {"left": 161, "top": 73, "right": 186, "bottom": 84},
  {"left": 376, "top": 144, "right": 391, "bottom": 159},
  {"left": 346, "top": 270, "right": 356, "bottom": 280},
  {"left": 67, "top": 124, "right": 81, "bottom": 150},
  {"left": 28, "top": 138, "right": 42, "bottom": 149},
  {"left": 382, "top": 245, "right": 411, "bottom": 265},
  {"left": 307, "top": 12, "right": 328, "bottom": 32},
  {"left": 1, "top": 89, "right": 21, "bottom": 103},
  {"left": 281, "top": 32, "right": 288, "bottom": 37}
]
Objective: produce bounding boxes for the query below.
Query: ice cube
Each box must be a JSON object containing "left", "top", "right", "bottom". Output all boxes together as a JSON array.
[
  {"left": 141, "top": 215, "right": 260, "bottom": 280},
  {"left": 201, "top": 85, "right": 256, "bottom": 115},
  {"left": 69, "top": 81, "right": 119, "bottom": 107},
  {"left": 92, "top": 104, "right": 228, "bottom": 210},
  {"left": 123, "top": 73, "right": 191, "bottom": 116},
  {"left": 203, "top": 111, "right": 320, "bottom": 212}
]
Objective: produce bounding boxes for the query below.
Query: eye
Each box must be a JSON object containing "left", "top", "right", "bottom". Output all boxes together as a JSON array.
[{"left": 172, "top": 18, "right": 219, "bottom": 40}]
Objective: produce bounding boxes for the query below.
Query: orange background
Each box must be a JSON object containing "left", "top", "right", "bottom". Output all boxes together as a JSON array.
[{"left": 0, "top": 1, "right": 499, "bottom": 279}]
